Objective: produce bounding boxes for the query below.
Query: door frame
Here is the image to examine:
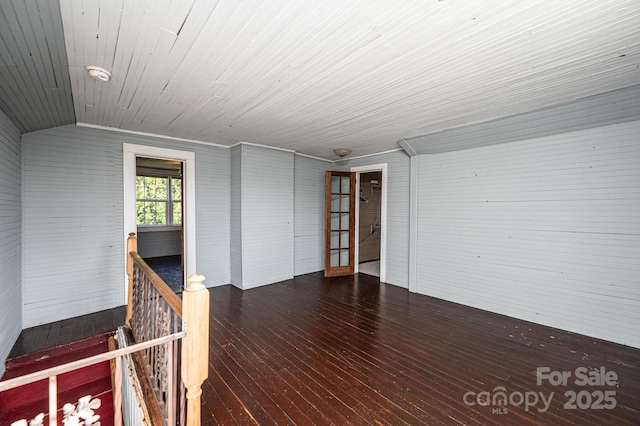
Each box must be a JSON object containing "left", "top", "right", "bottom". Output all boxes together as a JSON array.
[
  {"left": 123, "top": 143, "right": 196, "bottom": 302},
  {"left": 351, "top": 163, "right": 387, "bottom": 282}
]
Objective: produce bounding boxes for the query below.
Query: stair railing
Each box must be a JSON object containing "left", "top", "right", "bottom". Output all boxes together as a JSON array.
[
  {"left": 0, "top": 232, "right": 209, "bottom": 426},
  {"left": 0, "top": 332, "right": 184, "bottom": 426},
  {"left": 125, "top": 232, "right": 209, "bottom": 426}
]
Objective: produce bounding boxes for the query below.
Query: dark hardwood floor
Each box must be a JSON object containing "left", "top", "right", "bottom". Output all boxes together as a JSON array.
[
  {"left": 204, "top": 272, "right": 640, "bottom": 425},
  {"left": 143, "top": 255, "right": 184, "bottom": 293},
  {"left": 7, "top": 306, "right": 126, "bottom": 359},
  {"left": 5, "top": 273, "right": 640, "bottom": 425}
]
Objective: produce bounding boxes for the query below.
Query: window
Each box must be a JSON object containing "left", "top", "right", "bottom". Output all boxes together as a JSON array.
[{"left": 136, "top": 175, "right": 182, "bottom": 226}]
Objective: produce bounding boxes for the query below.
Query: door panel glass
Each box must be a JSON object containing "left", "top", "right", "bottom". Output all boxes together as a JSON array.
[
  {"left": 340, "top": 249, "right": 349, "bottom": 265},
  {"left": 340, "top": 195, "right": 350, "bottom": 211},
  {"left": 340, "top": 213, "right": 350, "bottom": 230},
  {"left": 331, "top": 176, "right": 340, "bottom": 193},
  {"left": 340, "top": 231, "right": 350, "bottom": 248},
  {"left": 330, "top": 251, "right": 339, "bottom": 267},
  {"left": 341, "top": 176, "right": 350, "bottom": 193},
  {"left": 331, "top": 195, "right": 340, "bottom": 211},
  {"left": 330, "top": 232, "right": 340, "bottom": 249},
  {"left": 331, "top": 213, "right": 340, "bottom": 229}
]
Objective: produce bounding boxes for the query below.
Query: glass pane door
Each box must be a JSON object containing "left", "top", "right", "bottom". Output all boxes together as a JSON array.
[{"left": 325, "top": 171, "right": 355, "bottom": 277}]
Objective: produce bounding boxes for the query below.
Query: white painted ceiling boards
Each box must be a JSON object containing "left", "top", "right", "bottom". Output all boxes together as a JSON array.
[{"left": 1, "top": 1, "right": 639, "bottom": 158}]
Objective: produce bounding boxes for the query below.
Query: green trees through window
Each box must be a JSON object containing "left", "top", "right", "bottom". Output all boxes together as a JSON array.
[{"left": 136, "top": 176, "right": 182, "bottom": 226}]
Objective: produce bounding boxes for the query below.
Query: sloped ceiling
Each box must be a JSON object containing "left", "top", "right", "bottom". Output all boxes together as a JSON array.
[
  {"left": 0, "top": 0, "right": 75, "bottom": 133},
  {"left": 1, "top": 1, "right": 639, "bottom": 159}
]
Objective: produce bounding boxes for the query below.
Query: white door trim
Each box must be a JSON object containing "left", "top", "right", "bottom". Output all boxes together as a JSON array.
[
  {"left": 351, "top": 163, "right": 387, "bottom": 283},
  {"left": 123, "top": 143, "right": 196, "bottom": 301}
]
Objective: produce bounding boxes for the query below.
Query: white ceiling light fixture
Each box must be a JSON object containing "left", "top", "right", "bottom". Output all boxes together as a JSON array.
[
  {"left": 85, "top": 65, "right": 111, "bottom": 82},
  {"left": 333, "top": 148, "right": 352, "bottom": 158}
]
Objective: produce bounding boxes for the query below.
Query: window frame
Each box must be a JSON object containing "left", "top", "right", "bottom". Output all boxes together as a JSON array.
[{"left": 135, "top": 174, "right": 183, "bottom": 228}]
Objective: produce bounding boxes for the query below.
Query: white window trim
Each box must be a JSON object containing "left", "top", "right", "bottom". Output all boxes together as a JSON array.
[
  {"left": 123, "top": 143, "right": 196, "bottom": 302},
  {"left": 135, "top": 175, "right": 183, "bottom": 227}
]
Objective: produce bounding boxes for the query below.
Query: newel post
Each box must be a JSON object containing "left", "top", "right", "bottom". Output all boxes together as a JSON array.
[
  {"left": 182, "top": 274, "right": 210, "bottom": 426},
  {"left": 125, "top": 232, "right": 137, "bottom": 325}
]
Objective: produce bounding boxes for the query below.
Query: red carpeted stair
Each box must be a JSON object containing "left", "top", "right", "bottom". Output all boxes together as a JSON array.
[{"left": 0, "top": 333, "right": 115, "bottom": 426}]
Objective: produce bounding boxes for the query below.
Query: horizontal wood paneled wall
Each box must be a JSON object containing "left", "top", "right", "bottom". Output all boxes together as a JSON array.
[
  {"left": 21, "top": 124, "right": 230, "bottom": 327},
  {"left": 0, "top": 110, "right": 22, "bottom": 376},
  {"left": 137, "top": 229, "right": 182, "bottom": 258},
  {"left": 232, "top": 145, "right": 295, "bottom": 289},
  {"left": 230, "top": 146, "right": 242, "bottom": 286},
  {"left": 22, "top": 126, "right": 120, "bottom": 327},
  {"left": 344, "top": 150, "right": 411, "bottom": 288},
  {"left": 416, "top": 120, "right": 640, "bottom": 348},
  {"left": 293, "top": 156, "right": 327, "bottom": 276},
  {"left": 191, "top": 136, "right": 231, "bottom": 286}
]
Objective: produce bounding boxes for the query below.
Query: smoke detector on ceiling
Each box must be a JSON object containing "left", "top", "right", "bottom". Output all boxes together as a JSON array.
[{"left": 85, "top": 65, "right": 112, "bottom": 82}]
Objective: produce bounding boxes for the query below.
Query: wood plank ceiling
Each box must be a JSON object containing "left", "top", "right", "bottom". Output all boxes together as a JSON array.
[
  {"left": 1, "top": 1, "right": 639, "bottom": 158},
  {"left": 0, "top": 0, "right": 75, "bottom": 133}
]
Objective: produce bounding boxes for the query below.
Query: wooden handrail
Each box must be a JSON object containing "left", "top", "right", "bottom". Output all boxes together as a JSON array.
[
  {"left": 0, "top": 332, "right": 185, "bottom": 392},
  {"left": 126, "top": 232, "right": 136, "bottom": 325},
  {"left": 129, "top": 251, "right": 183, "bottom": 318},
  {"left": 127, "top": 232, "right": 182, "bottom": 320},
  {"left": 4, "top": 231, "right": 210, "bottom": 425},
  {"left": 124, "top": 232, "right": 209, "bottom": 425}
]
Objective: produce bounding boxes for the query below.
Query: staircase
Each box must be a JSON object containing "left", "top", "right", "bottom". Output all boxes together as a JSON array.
[{"left": 0, "top": 334, "right": 115, "bottom": 426}]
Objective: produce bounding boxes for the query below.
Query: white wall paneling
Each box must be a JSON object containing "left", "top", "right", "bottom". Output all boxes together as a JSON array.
[
  {"left": 294, "top": 155, "right": 328, "bottom": 276},
  {"left": 342, "top": 150, "right": 411, "bottom": 288},
  {"left": 191, "top": 135, "right": 231, "bottom": 287},
  {"left": 22, "top": 126, "right": 121, "bottom": 327},
  {"left": 241, "top": 144, "right": 294, "bottom": 288},
  {"left": 0, "top": 110, "right": 22, "bottom": 376},
  {"left": 231, "top": 144, "right": 295, "bottom": 289},
  {"left": 408, "top": 155, "right": 419, "bottom": 293},
  {"left": 416, "top": 120, "right": 640, "bottom": 348},
  {"left": 230, "top": 145, "right": 242, "bottom": 286},
  {"left": 22, "top": 125, "right": 230, "bottom": 327},
  {"left": 136, "top": 229, "right": 182, "bottom": 258}
]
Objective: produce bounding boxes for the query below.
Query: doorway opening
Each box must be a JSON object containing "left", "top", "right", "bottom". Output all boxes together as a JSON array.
[
  {"left": 123, "top": 143, "right": 196, "bottom": 303},
  {"left": 352, "top": 164, "right": 387, "bottom": 282},
  {"left": 358, "top": 171, "right": 382, "bottom": 277},
  {"left": 135, "top": 157, "right": 184, "bottom": 293}
]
